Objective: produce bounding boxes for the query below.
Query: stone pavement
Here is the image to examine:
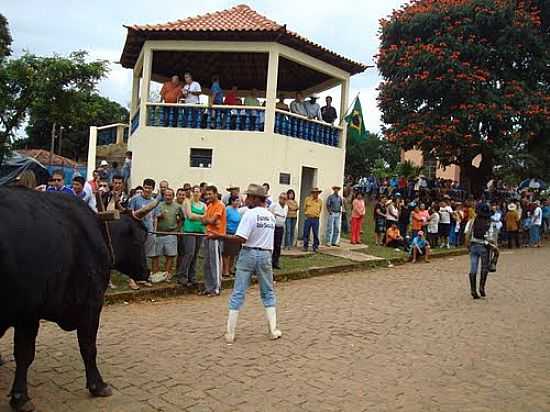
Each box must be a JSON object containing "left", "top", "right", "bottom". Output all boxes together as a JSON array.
[{"left": 1, "top": 248, "right": 550, "bottom": 412}]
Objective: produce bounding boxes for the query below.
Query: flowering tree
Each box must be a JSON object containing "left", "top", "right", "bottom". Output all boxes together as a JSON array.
[{"left": 377, "top": 0, "right": 549, "bottom": 193}]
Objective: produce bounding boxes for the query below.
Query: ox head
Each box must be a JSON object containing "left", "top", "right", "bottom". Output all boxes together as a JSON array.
[{"left": 109, "top": 199, "right": 160, "bottom": 282}]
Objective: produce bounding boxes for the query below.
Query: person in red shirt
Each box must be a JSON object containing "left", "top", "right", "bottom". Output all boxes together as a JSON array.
[
  {"left": 224, "top": 86, "right": 241, "bottom": 130},
  {"left": 160, "top": 75, "right": 183, "bottom": 103},
  {"left": 160, "top": 75, "right": 183, "bottom": 127}
]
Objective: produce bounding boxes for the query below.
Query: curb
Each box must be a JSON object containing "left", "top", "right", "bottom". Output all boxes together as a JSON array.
[{"left": 105, "top": 248, "right": 468, "bottom": 305}]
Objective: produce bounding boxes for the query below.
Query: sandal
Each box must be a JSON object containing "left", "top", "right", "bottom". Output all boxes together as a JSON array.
[{"left": 128, "top": 280, "right": 140, "bottom": 290}]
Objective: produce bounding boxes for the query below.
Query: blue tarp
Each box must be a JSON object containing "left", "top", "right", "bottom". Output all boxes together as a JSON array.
[{"left": 0, "top": 152, "right": 49, "bottom": 187}]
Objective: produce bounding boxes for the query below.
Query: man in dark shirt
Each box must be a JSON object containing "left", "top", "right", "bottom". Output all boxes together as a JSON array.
[{"left": 321, "top": 96, "right": 338, "bottom": 124}]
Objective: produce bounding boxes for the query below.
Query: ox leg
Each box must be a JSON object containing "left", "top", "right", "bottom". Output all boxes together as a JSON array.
[
  {"left": 77, "top": 305, "right": 112, "bottom": 398},
  {"left": 10, "top": 320, "right": 39, "bottom": 412}
]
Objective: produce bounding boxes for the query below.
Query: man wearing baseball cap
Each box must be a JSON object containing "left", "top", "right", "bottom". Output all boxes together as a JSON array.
[
  {"left": 213, "top": 184, "right": 282, "bottom": 344},
  {"left": 411, "top": 230, "right": 431, "bottom": 263}
]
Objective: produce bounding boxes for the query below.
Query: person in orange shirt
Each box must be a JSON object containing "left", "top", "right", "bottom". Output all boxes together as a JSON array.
[
  {"left": 411, "top": 203, "right": 428, "bottom": 238},
  {"left": 160, "top": 75, "right": 183, "bottom": 126},
  {"left": 201, "top": 185, "right": 227, "bottom": 296},
  {"left": 385, "top": 222, "right": 408, "bottom": 251}
]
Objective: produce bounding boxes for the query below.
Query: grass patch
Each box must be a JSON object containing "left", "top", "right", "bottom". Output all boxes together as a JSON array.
[
  {"left": 345, "top": 202, "right": 466, "bottom": 260},
  {"left": 109, "top": 253, "right": 351, "bottom": 294}
]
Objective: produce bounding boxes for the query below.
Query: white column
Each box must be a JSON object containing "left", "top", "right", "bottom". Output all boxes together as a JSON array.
[
  {"left": 130, "top": 73, "right": 140, "bottom": 114},
  {"left": 116, "top": 125, "right": 124, "bottom": 144},
  {"left": 339, "top": 77, "right": 350, "bottom": 149},
  {"left": 87, "top": 126, "right": 97, "bottom": 179},
  {"left": 264, "top": 46, "right": 280, "bottom": 134},
  {"left": 138, "top": 46, "right": 153, "bottom": 128}
]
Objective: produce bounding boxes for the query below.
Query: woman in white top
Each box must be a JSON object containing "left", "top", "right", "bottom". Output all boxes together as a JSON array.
[{"left": 427, "top": 206, "right": 440, "bottom": 248}]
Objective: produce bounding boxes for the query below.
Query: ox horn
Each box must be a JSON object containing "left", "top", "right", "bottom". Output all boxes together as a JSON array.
[{"left": 134, "top": 198, "right": 160, "bottom": 219}]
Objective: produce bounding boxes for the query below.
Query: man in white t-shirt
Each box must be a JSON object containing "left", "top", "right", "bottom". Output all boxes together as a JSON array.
[
  {"left": 530, "top": 200, "right": 543, "bottom": 247},
  {"left": 182, "top": 72, "right": 201, "bottom": 104},
  {"left": 269, "top": 192, "right": 288, "bottom": 269},
  {"left": 438, "top": 201, "right": 453, "bottom": 248},
  {"left": 214, "top": 183, "right": 282, "bottom": 344}
]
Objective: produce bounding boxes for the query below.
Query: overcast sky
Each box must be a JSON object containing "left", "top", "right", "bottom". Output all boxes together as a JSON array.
[{"left": 4, "top": 0, "right": 407, "bottom": 132}]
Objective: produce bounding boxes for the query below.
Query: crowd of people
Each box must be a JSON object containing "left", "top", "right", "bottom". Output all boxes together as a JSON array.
[
  {"left": 15, "top": 154, "right": 548, "bottom": 300},
  {"left": 159, "top": 73, "right": 340, "bottom": 126}
]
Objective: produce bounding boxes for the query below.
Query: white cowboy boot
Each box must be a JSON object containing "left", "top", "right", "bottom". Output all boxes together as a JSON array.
[
  {"left": 224, "top": 310, "right": 239, "bottom": 343},
  {"left": 265, "top": 307, "right": 282, "bottom": 340}
]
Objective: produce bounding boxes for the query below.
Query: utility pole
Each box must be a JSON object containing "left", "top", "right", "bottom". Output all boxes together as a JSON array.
[
  {"left": 49, "top": 122, "right": 57, "bottom": 166},
  {"left": 58, "top": 126, "right": 64, "bottom": 157}
]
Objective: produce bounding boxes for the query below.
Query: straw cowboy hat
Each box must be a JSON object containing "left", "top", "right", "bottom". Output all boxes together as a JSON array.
[
  {"left": 244, "top": 183, "right": 268, "bottom": 198},
  {"left": 310, "top": 187, "right": 323, "bottom": 193},
  {"left": 507, "top": 203, "right": 517, "bottom": 211},
  {"left": 226, "top": 185, "right": 240, "bottom": 191},
  {"left": 331, "top": 185, "right": 342, "bottom": 190}
]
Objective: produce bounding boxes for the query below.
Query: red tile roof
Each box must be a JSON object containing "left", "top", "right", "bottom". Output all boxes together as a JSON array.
[
  {"left": 127, "top": 4, "right": 282, "bottom": 33},
  {"left": 120, "top": 4, "right": 367, "bottom": 75},
  {"left": 17, "top": 149, "right": 81, "bottom": 167}
]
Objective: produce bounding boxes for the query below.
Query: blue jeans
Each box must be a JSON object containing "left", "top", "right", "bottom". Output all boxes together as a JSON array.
[
  {"left": 325, "top": 212, "right": 342, "bottom": 245},
  {"left": 529, "top": 224, "right": 541, "bottom": 245},
  {"left": 228, "top": 248, "right": 276, "bottom": 310},
  {"left": 469, "top": 243, "right": 489, "bottom": 275},
  {"left": 303, "top": 217, "right": 320, "bottom": 250},
  {"left": 284, "top": 217, "right": 297, "bottom": 247}
]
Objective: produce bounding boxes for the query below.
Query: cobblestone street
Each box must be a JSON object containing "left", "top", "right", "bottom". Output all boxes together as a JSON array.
[{"left": 1, "top": 248, "right": 549, "bottom": 412}]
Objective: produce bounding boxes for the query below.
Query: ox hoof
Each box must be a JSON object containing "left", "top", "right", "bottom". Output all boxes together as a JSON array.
[
  {"left": 89, "top": 383, "right": 113, "bottom": 398},
  {"left": 9, "top": 394, "right": 35, "bottom": 412}
]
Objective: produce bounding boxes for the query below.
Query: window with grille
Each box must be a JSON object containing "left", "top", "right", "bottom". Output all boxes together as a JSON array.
[
  {"left": 279, "top": 173, "right": 291, "bottom": 185},
  {"left": 190, "top": 148, "right": 212, "bottom": 168}
]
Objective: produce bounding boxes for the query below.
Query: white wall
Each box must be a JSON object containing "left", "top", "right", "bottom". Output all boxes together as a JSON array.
[{"left": 128, "top": 125, "right": 345, "bottom": 233}]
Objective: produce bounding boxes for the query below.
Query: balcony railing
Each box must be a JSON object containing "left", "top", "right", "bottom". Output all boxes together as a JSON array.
[
  {"left": 138, "top": 103, "right": 342, "bottom": 148},
  {"left": 130, "top": 107, "right": 140, "bottom": 135},
  {"left": 146, "top": 103, "right": 265, "bottom": 132},
  {"left": 274, "top": 110, "right": 341, "bottom": 147}
]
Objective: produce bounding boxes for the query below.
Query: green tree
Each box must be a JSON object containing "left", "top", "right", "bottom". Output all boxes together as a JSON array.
[
  {"left": 377, "top": 0, "right": 550, "bottom": 194},
  {"left": 0, "top": 14, "right": 12, "bottom": 60},
  {"left": 345, "top": 132, "right": 400, "bottom": 179},
  {"left": 0, "top": 50, "right": 109, "bottom": 166},
  {"left": 22, "top": 93, "right": 128, "bottom": 161}
]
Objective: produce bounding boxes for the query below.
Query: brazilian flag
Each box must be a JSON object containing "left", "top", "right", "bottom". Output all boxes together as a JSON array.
[{"left": 344, "top": 97, "right": 366, "bottom": 141}]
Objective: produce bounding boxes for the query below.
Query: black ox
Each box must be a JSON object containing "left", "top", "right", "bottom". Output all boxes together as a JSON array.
[{"left": 0, "top": 187, "right": 156, "bottom": 411}]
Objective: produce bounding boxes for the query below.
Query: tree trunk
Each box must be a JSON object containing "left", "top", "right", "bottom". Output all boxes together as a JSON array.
[{"left": 460, "top": 152, "right": 494, "bottom": 197}]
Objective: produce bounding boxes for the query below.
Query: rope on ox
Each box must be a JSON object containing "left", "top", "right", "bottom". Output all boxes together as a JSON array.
[{"left": 146, "top": 231, "right": 208, "bottom": 237}]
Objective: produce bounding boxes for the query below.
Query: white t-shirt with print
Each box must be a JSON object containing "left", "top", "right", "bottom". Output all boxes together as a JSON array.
[
  {"left": 236, "top": 207, "right": 276, "bottom": 250},
  {"left": 439, "top": 206, "right": 453, "bottom": 224},
  {"left": 183, "top": 81, "right": 201, "bottom": 104}
]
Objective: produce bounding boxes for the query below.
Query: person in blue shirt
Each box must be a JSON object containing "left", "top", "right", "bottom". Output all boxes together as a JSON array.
[
  {"left": 542, "top": 199, "right": 550, "bottom": 236},
  {"left": 128, "top": 178, "right": 161, "bottom": 274},
  {"left": 209, "top": 75, "right": 224, "bottom": 129},
  {"left": 46, "top": 170, "right": 74, "bottom": 194},
  {"left": 222, "top": 196, "right": 242, "bottom": 278},
  {"left": 411, "top": 230, "right": 431, "bottom": 263},
  {"left": 210, "top": 75, "right": 224, "bottom": 105}
]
